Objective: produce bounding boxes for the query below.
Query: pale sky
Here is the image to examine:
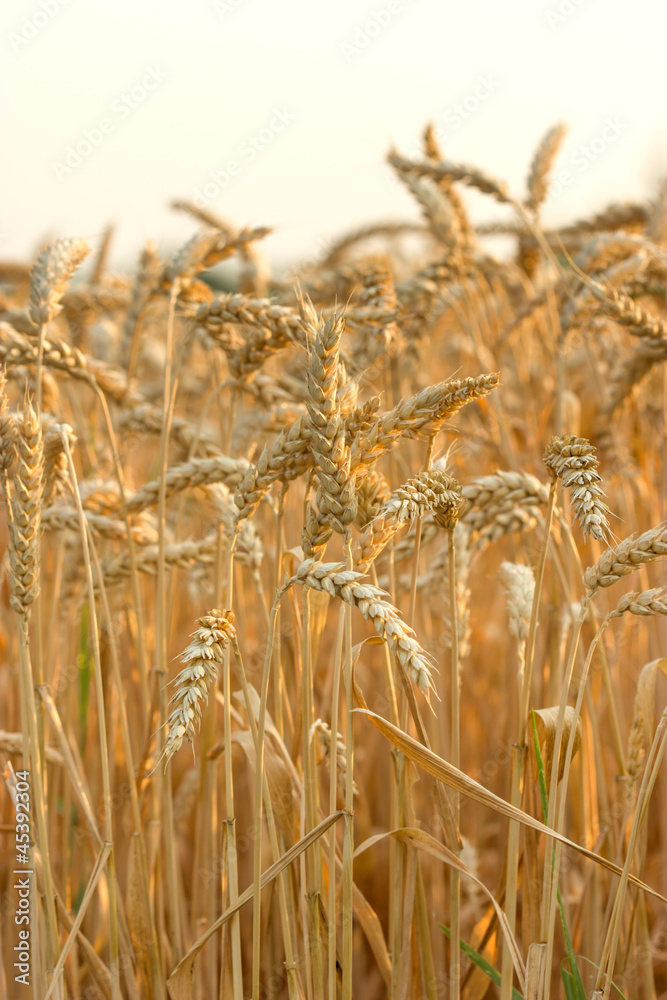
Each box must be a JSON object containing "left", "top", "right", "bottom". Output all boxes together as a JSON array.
[{"left": 2, "top": 0, "right": 667, "bottom": 273}]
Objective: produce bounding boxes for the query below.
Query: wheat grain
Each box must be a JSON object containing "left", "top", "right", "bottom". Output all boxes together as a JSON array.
[
  {"left": 354, "top": 510, "right": 404, "bottom": 574},
  {"left": 525, "top": 123, "right": 568, "bottom": 214},
  {"left": 0, "top": 371, "right": 16, "bottom": 479},
  {"left": 121, "top": 241, "right": 161, "bottom": 367},
  {"left": 352, "top": 372, "right": 499, "bottom": 477},
  {"left": 0, "top": 323, "right": 132, "bottom": 404},
  {"left": 42, "top": 420, "right": 75, "bottom": 506},
  {"left": 543, "top": 434, "right": 611, "bottom": 540},
  {"left": 462, "top": 470, "right": 550, "bottom": 549},
  {"left": 423, "top": 124, "right": 473, "bottom": 249},
  {"left": 6, "top": 399, "right": 43, "bottom": 616},
  {"left": 354, "top": 261, "right": 402, "bottom": 361},
  {"left": 293, "top": 558, "right": 435, "bottom": 694},
  {"left": 353, "top": 468, "right": 391, "bottom": 528},
  {"left": 234, "top": 413, "right": 311, "bottom": 520},
  {"left": 209, "top": 483, "right": 264, "bottom": 576},
  {"left": 303, "top": 303, "right": 357, "bottom": 535},
  {"left": 28, "top": 237, "right": 90, "bottom": 326},
  {"left": 159, "top": 610, "right": 236, "bottom": 767},
  {"left": 500, "top": 562, "right": 536, "bottom": 642},
  {"left": 384, "top": 469, "right": 463, "bottom": 528},
  {"left": 397, "top": 172, "right": 463, "bottom": 254},
  {"left": 353, "top": 472, "right": 462, "bottom": 573},
  {"left": 159, "top": 227, "right": 271, "bottom": 290},
  {"left": 607, "top": 588, "right": 667, "bottom": 620},
  {"left": 345, "top": 396, "right": 382, "bottom": 448},
  {"left": 119, "top": 403, "right": 222, "bottom": 459},
  {"left": 586, "top": 276, "right": 667, "bottom": 342},
  {"left": 584, "top": 523, "right": 667, "bottom": 593},
  {"left": 311, "top": 719, "right": 358, "bottom": 798},
  {"left": 42, "top": 505, "right": 158, "bottom": 546},
  {"left": 125, "top": 455, "right": 250, "bottom": 513},
  {"left": 388, "top": 152, "right": 510, "bottom": 204}
]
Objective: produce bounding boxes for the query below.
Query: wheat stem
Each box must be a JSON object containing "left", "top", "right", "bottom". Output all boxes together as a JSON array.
[
  {"left": 328, "top": 608, "right": 345, "bottom": 1000},
  {"left": 448, "top": 524, "right": 461, "bottom": 1000},
  {"left": 597, "top": 708, "right": 667, "bottom": 997},
  {"left": 84, "top": 531, "right": 164, "bottom": 999},
  {"left": 341, "top": 533, "right": 355, "bottom": 1000},
  {"left": 252, "top": 593, "right": 285, "bottom": 1000},
  {"left": 502, "top": 479, "right": 556, "bottom": 999},
  {"left": 61, "top": 434, "right": 121, "bottom": 1000},
  {"left": 230, "top": 634, "right": 301, "bottom": 1000}
]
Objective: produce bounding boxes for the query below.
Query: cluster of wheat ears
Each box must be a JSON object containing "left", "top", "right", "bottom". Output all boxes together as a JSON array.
[{"left": 1, "top": 121, "right": 667, "bottom": 1000}]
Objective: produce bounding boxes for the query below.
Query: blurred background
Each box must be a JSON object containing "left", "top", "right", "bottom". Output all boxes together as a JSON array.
[{"left": 2, "top": 0, "right": 666, "bottom": 273}]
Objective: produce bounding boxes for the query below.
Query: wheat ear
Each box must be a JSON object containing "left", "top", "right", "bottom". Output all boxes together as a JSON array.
[
  {"left": 525, "top": 122, "right": 568, "bottom": 214},
  {"left": 7, "top": 399, "right": 44, "bottom": 616},
  {"left": 584, "top": 523, "right": 667, "bottom": 594},
  {"left": 543, "top": 434, "right": 611, "bottom": 540},
  {"left": 28, "top": 237, "right": 90, "bottom": 413},
  {"left": 354, "top": 470, "right": 463, "bottom": 573},
  {"left": 294, "top": 559, "right": 435, "bottom": 695},
  {"left": 303, "top": 303, "right": 357, "bottom": 532},
  {"left": 159, "top": 610, "right": 236, "bottom": 768}
]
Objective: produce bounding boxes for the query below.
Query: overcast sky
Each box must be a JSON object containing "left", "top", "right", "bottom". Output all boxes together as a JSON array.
[{"left": 2, "top": 0, "right": 667, "bottom": 273}]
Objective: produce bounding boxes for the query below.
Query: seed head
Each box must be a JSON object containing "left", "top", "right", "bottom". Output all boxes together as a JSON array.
[
  {"left": 543, "top": 434, "right": 611, "bottom": 540},
  {"left": 160, "top": 610, "right": 236, "bottom": 767}
]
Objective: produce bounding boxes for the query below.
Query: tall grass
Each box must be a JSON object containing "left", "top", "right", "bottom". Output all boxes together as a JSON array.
[{"left": 1, "top": 122, "right": 667, "bottom": 1000}]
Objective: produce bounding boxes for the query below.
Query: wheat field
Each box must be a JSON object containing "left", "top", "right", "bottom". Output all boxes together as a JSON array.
[{"left": 1, "top": 122, "right": 667, "bottom": 1000}]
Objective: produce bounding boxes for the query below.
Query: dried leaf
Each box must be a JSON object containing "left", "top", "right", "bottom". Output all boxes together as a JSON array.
[
  {"left": 356, "top": 827, "right": 526, "bottom": 992},
  {"left": 351, "top": 883, "right": 392, "bottom": 986},
  {"left": 635, "top": 658, "right": 667, "bottom": 750},
  {"left": 355, "top": 707, "right": 667, "bottom": 903},
  {"left": 167, "top": 812, "right": 344, "bottom": 1000}
]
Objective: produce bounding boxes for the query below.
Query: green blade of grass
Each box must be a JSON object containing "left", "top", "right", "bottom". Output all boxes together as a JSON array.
[
  {"left": 77, "top": 602, "right": 91, "bottom": 752},
  {"left": 439, "top": 924, "right": 524, "bottom": 1000},
  {"left": 532, "top": 712, "right": 587, "bottom": 1000}
]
